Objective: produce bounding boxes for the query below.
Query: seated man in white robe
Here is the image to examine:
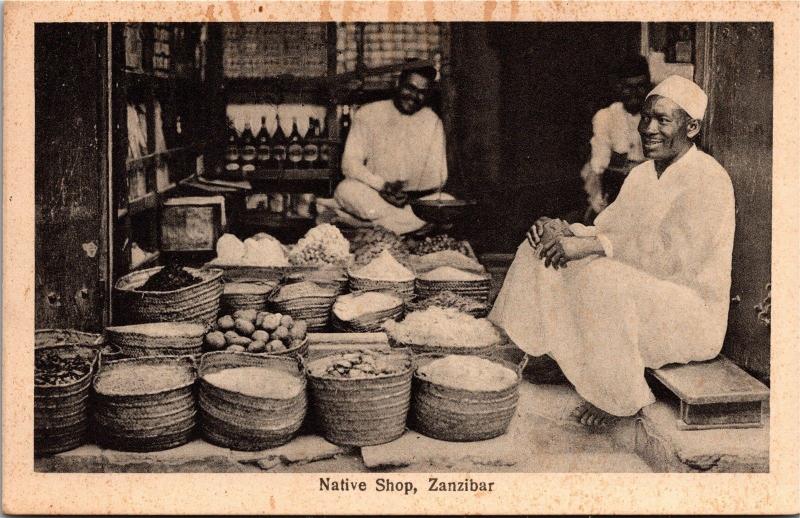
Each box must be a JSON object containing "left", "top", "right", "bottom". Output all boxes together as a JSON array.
[
  {"left": 319, "top": 65, "right": 453, "bottom": 235},
  {"left": 489, "top": 75, "right": 735, "bottom": 426}
]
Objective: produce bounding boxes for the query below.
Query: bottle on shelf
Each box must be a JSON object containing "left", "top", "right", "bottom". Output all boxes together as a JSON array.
[
  {"left": 239, "top": 122, "right": 256, "bottom": 175},
  {"left": 223, "top": 118, "right": 241, "bottom": 178},
  {"left": 175, "top": 115, "right": 185, "bottom": 148},
  {"left": 271, "top": 115, "right": 287, "bottom": 169},
  {"left": 340, "top": 105, "right": 352, "bottom": 144},
  {"left": 287, "top": 117, "right": 304, "bottom": 169},
  {"left": 302, "top": 118, "right": 320, "bottom": 170},
  {"left": 256, "top": 115, "right": 271, "bottom": 168},
  {"left": 318, "top": 119, "right": 331, "bottom": 168}
]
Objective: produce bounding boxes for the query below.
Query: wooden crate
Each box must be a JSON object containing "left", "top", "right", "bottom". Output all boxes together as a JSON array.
[
  {"left": 649, "top": 355, "right": 769, "bottom": 430},
  {"left": 160, "top": 196, "right": 225, "bottom": 252}
]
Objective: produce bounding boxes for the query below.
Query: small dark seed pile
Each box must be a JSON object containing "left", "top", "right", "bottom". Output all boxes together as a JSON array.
[
  {"left": 410, "top": 234, "right": 471, "bottom": 256},
  {"left": 137, "top": 263, "right": 201, "bottom": 292},
  {"left": 35, "top": 352, "right": 91, "bottom": 386}
]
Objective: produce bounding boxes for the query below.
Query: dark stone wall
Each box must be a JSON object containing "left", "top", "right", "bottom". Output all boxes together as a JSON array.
[
  {"left": 703, "top": 23, "right": 773, "bottom": 381},
  {"left": 449, "top": 23, "right": 641, "bottom": 252}
]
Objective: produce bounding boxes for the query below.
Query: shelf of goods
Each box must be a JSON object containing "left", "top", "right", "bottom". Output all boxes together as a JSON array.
[{"left": 112, "top": 22, "right": 217, "bottom": 289}]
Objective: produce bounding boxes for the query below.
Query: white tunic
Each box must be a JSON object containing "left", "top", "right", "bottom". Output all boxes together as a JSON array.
[
  {"left": 489, "top": 146, "right": 735, "bottom": 416},
  {"left": 581, "top": 102, "right": 646, "bottom": 213},
  {"left": 340, "top": 100, "right": 448, "bottom": 192},
  {"left": 332, "top": 100, "right": 450, "bottom": 234}
]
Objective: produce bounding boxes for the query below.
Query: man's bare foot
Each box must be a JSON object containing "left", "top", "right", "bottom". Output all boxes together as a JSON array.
[{"left": 570, "top": 401, "right": 618, "bottom": 428}]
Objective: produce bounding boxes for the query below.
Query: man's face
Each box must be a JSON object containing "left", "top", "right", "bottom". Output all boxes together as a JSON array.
[
  {"left": 618, "top": 74, "right": 651, "bottom": 114},
  {"left": 394, "top": 72, "right": 431, "bottom": 115},
  {"left": 638, "top": 95, "right": 694, "bottom": 162}
]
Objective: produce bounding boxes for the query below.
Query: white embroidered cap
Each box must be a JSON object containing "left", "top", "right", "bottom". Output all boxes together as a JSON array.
[{"left": 646, "top": 75, "right": 708, "bottom": 120}]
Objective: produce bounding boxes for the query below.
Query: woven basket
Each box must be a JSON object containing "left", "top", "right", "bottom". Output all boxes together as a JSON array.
[
  {"left": 198, "top": 352, "right": 307, "bottom": 451},
  {"left": 347, "top": 269, "right": 416, "bottom": 303},
  {"left": 415, "top": 273, "right": 492, "bottom": 308},
  {"left": 387, "top": 335, "right": 503, "bottom": 357},
  {"left": 268, "top": 282, "right": 337, "bottom": 332},
  {"left": 284, "top": 267, "right": 348, "bottom": 296},
  {"left": 410, "top": 354, "right": 526, "bottom": 441},
  {"left": 330, "top": 292, "right": 404, "bottom": 333},
  {"left": 114, "top": 267, "right": 223, "bottom": 326},
  {"left": 306, "top": 349, "right": 413, "bottom": 447},
  {"left": 34, "top": 332, "right": 101, "bottom": 456},
  {"left": 92, "top": 356, "right": 197, "bottom": 452},
  {"left": 105, "top": 322, "right": 206, "bottom": 358},
  {"left": 220, "top": 282, "right": 276, "bottom": 313}
]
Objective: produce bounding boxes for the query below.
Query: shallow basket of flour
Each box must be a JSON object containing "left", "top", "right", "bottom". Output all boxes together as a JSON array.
[
  {"left": 305, "top": 348, "right": 413, "bottom": 447},
  {"left": 91, "top": 356, "right": 197, "bottom": 452},
  {"left": 197, "top": 352, "right": 307, "bottom": 451},
  {"left": 347, "top": 250, "right": 416, "bottom": 303},
  {"left": 114, "top": 267, "right": 223, "bottom": 326},
  {"left": 268, "top": 281, "right": 338, "bottom": 331},
  {"left": 105, "top": 322, "right": 207, "bottom": 358},
  {"left": 331, "top": 291, "right": 404, "bottom": 333},
  {"left": 411, "top": 354, "right": 524, "bottom": 441}
]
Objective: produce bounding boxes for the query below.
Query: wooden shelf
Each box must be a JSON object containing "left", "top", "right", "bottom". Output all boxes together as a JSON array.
[
  {"left": 238, "top": 211, "right": 316, "bottom": 229},
  {"left": 117, "top": 183, "right": 178, "bottom": 220},
  {"left": 247, "top": 168, "right": 335, "bottom": 182},
  {"left": 126, "top": 144, "right": 199, "bottom": 167}
]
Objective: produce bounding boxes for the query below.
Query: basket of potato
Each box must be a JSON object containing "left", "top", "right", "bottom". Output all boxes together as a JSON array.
[{"left": 204, "top": 309, "right": 308, "bottom": 357}]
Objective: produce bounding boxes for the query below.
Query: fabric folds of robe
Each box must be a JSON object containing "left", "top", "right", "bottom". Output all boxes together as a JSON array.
[{"left": 489, "top": 145, "right": 735, "bottom": 416}]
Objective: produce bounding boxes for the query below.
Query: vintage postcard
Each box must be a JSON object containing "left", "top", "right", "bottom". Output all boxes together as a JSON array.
[{"left": 3, "top": 1, "right": 799, "bottom": 515}]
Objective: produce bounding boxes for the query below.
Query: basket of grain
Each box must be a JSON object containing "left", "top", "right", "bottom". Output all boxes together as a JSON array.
[
  {"left": 221, "top": 281, "right": 277, "bottom": 313},
  {"left": 268, "top": 281, "right": 338, "bottom": 332},
  {"left": 197, "top": 352, "right": 306, "bottom": 451},
  {"left": 383, "top": 306, "right": 504, "bottom": 356},
  {"left": 114, "top": 265, "right": 223, "bottom": 326},
  {"left": 330, "top": 291, "right": 404, "bottom": 333},
  {"left": 410, "top": 354, "right": 526, "bottom": 441},
  {"left": 347, "top": 250, "right": 416, "bottom": 303},
  {"left": 91, "top": 356, "right": 197, "bottom": 452},
  {"left": 306, "top": 348, "right": 413, "bottom": 447},
  {"left": 283, "top": 267, "right": 349, "bottom": 296},
  {"left": 34, "top": 330, "right": 102, "bottom": 456},
  {"left": 105, "top": 322, "right": 207, "bottom": 358},
  {"left": 415, "top": 266, "right": 492, "bottom": 310}
]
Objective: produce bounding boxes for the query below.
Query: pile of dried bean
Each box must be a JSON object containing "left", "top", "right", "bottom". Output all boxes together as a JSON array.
[{"left": 35, "top": 351, "right": 91, "bottom": 386}]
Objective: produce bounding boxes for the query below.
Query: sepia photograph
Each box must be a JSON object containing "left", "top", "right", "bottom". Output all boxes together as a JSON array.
[{"left": 4, "top": 1, "right": 799, "bottom": 515}]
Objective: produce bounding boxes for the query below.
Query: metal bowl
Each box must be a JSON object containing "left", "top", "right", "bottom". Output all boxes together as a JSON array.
[{"left": 410, "top": 198, "right": 477, "bottom": 225}]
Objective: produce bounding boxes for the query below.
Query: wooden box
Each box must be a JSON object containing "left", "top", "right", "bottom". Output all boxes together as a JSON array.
[{"left": 160, "top": 196, "right": 225, "bottom": 252}]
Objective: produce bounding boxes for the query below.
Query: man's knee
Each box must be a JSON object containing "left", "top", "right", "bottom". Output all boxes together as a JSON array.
[{"left": 334, "top": 179, "right": 384, "bottom": 220}]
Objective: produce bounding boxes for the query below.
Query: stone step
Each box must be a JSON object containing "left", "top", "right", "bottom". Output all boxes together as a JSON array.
[
  {"left": 649, "top": 355, "right": 769, "bottom": 430},
  {"left": 634, "top": 400, "right": 769, "bottom": 473}
]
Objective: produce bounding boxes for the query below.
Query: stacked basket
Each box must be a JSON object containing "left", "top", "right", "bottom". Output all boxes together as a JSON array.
[
  {"left": 410, "top": 354, "right": 525, "bottom": 441},
  {"left": 347, "top": 269, "right": 416, "bottom": 303},
  {"left": 114, "top": 267, "right": 223, "bottom": 326},
  {"left": 92, "top": 356, "right": 197, "bottom": 452},
  {"left": 220, "top": 282, "right": 276, "bottom": 313},
  {"left": 198, "top": 352, "right": 307, "bottom": 451},
  {"left": 34, "top": 330, "right": 101, "bottom": 456},
  {"left": 414, "top": 271, "right": 492, "bottom": 316},
  {"left": 306, "top": 349, "right": 413, "bottom": 446},
  {"left": 330, "top": 291, "right": 404, "bottom": 333},
  {"left": 284, "top": 267, "right": 349, "bottom": 296},
  {"left": 268, "top": 282, "right": 338, "bottom": 332},
  {"left": 105, "top": 322, "right": 206, "bottom": 358}
]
